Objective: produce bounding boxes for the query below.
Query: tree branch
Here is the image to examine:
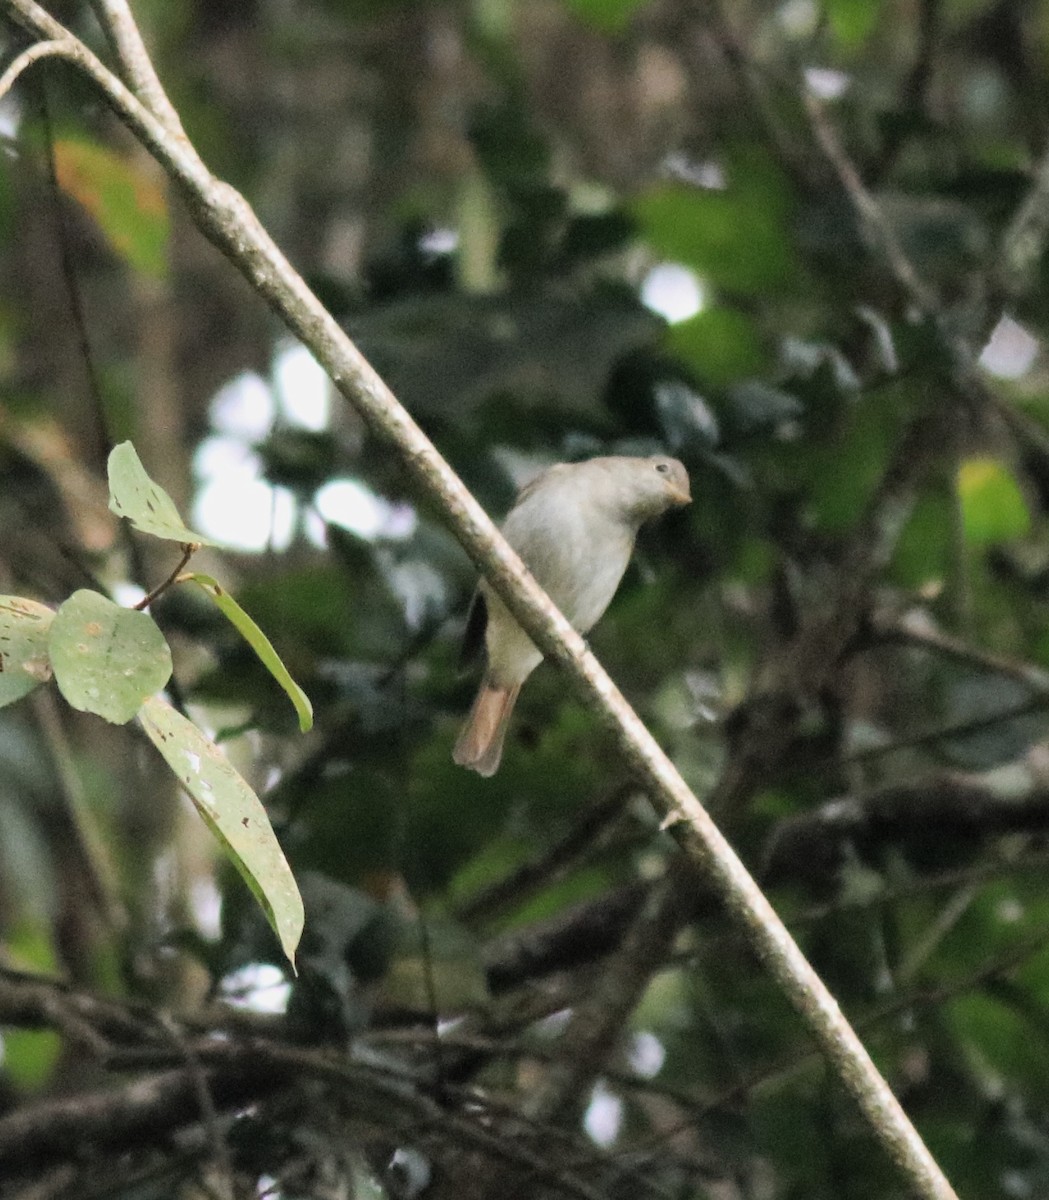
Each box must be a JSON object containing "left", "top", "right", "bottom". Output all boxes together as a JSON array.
[
  {"left": 0, "top": 38, "right": 79, "bottom": 96},
  {"left": 0, "top": 1062, "right": 279, "bottom": 1167},
  {"left": 524, "top": 869, "right": 687, "bottom": 1125},
  {"left": 999, "top": 142, "right": 1049, "bottom": 296},
  {"left": 0, "top": 4, "right": 958, "bottom": 1196},
  {"left": 763, "top": 775, "right": 1049, "bottom": 886},
  {"left": 89, "top": 0, "right": 186, "bottom": 137},
  {"left": 456, "top": 785, "right": 633, "bottom": 924},
  {"left": 803, "top": 88, "right": 938, "bottom": 312},
  {"left": 864, "top": 608, "right": 1049, "bottom": 692}
]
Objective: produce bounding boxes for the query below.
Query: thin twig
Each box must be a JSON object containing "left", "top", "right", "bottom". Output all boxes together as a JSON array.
[
  {"left": 30, "top": 690, "right": 128, "bottom": 934},
  {"left": 870, "top": 0, "right": 941, "bottom": 182},
  {"left": 999, "top": 143, "right": 1049, "bottom": 296},
  {"left": 133, "top": 543, "right": 195, "bottom": 609},
  {"left": 0, "top": 37, "right": 73, "bottom": 97},
  {"left": 803, "top": 88, "right": 938, "bottom": 312},
  {"left": 524, "top": 869, "right": 685, "bottom": 1124},
  {"left": 154, "top": 1014, "right": 234, "bottom": 1199},
  {"left": 36, "top": 78, "right": 116, "bottom": 476},
  {"left": 629, "top": 922, "right": 1049, "bottom": 1155},
  {"left": 835, "top": 695, "right": 1049, "bottom": 771},
  {"left": 89, "top": 0, "right": 185, "bottom": 137},
  {"left": 704, "top": 0, "right": 809, "bottom": 187},
  {"left": 863, "top": 610, "right": 1049, "bottom": 692},
  {"left": 455, "top": 786, "right": 633, "bottom": 924}
]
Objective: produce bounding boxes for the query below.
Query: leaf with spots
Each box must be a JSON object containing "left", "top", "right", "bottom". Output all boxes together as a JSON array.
[
  {"left": 49, "top": 590, "right": 172, "bottom": 724},
  {"left": 186, "top": 573, "right": 313, "bottom": 732},
  {"left": 0, "top": 596, "right": 55, "bottom": 708},
  {"left": 107, "top": 442, "right": 216, "bottom": 546},
  {"left": 139, "top": 695, "right": 304, "bottom": 966}
]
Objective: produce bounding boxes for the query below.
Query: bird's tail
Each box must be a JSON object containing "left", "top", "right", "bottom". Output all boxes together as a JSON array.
[{"left": 453, "top": 676, "right": 521, "bottom": 777}]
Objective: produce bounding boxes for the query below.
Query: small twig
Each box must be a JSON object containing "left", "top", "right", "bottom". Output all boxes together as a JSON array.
[
  {"left": 998, "top": 142, "right": 1049, "bottom": 296},
  {"left": 35, "top": 77, "right": 114, "bottom": 475},
  {"left": 796, "top": 845, "right": 1049, "bottom": 926},
  {"left": 133, "top": 543, "right": 196, "bottom": 610},
  {"left": 0, "top": 37, "right": 74, "bottom": 98},
  {"left": 834, "top": 695, "right": 1049, "bottom": 772},
  {"left": 708, "top": 412, "right": 949, "bottom": 817},
  {"left": 629, "top": 922, "right": 1049, "bottom": 1155},
  {"left": 704, "top": 0, "right": 809, "bottom": 186},
  {"left": 455, "top": 786, "right": 633, "bottom": 924},
  {"left": 30, "top": 689, "right": 128, "bottom": 934},
  {"left": 524, "top": 869, "right": 686, "bottom": 1125},
  {"left": 36, "top": 991, "right": 113, "bottom": 1058},
  {"left": 416, "top": 909, "right": 449, "bottom": 1099},
  {"left": 863, "top": 610, "right": 1049, "bottom": 692},
  {"left": 803, "top": 88, "right": 938, "bottom": 312},
  {"left": 870, "top": 0, "right": 941, "bottom": 182},
  {"left": 895, "top": 884, "right": 977, "bottom": 986},
  {"left": 89, "top": 0, "right": 185, "bottom": 137},
  {"left": 154, "top": 1014, "right": 234, "bottom": 1198}
]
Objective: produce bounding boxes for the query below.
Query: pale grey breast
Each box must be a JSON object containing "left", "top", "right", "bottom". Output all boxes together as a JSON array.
[{"left": 501, "top": 465, "right": 636, "bottom": 634}]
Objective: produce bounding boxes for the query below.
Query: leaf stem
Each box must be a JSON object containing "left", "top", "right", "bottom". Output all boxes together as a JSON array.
[{"left": 133, "top": 543, "right": 196, "bottom": 610}]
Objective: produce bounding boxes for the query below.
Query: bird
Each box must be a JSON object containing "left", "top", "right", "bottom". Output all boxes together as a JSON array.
[{"left": 453, "top": 454, "right": 691, "bottom": 776}]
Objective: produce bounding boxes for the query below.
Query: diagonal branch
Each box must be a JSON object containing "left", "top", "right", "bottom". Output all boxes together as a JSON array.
[
  {"left": 803, "top": 89, "right": 938, "bottom": 312},
  {"left": 523, "top": 869, "right": 687, "bottom": 1125},
  {"left": 89, "top": 0, "right": 185, "bottom": 137},
  {"left": 0, "top": 4, "right": 958, "bottom": 1197},
  {"left": 998, "top": 143, "right": 1049, "bottom": 297}
]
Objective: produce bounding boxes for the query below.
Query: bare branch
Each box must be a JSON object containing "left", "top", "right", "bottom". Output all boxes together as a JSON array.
[
  {"left": 0, "top": 1063, "right": 277, "bottom": 1167},
  {"left": 709, "top": 411, "right": 949, "bottom": 817},
  {"left": 524, "top": 870, "right": 686, "bottom": 1125},
  {"left": 764, "top": 775, "right": 1049, "bottom": 886},
  {"left": 0, "top": 38, "right": 78, "bottom": 100},
  {"left": 89, "top": 0, "right": 186, "bottom": 136},
  {"left": 999, "top": 145, "right": 1049, "bottom": 296},
  {"left": 865, "top": 608, "right": 1049, "bottom": 692},
  {"left": 456, "top": 786, "right": 633, "bottom": 924},
  {"left": 803, "top": 88, "right": 938, "bottom": 312}
]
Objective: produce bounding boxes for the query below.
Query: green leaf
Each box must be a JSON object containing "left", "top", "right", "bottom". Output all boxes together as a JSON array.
[
  {"left": 107, "top": 442, "right": 216, "bottom": 545},
  {"left": 138, "top": 695, "right": 304, "bottom": 966},
  {"left": 668, "top": 307, "right": 768, "bottom": 386},
  {"left": 2, "top": 1030, "right": 61, "bottom": 1093},
  {"left": 49, "top": 590, "right": 172, "bottom": 724},
  {"left": 826, "top": 0, "right": 885, "bottom": 47},
  {"left": 633, "top": 148, "right": 798, "bottom": 294},
  {"left": 0, "top": 597, "right": 54, "bottom": 708},
  {"left": 185, "top": 573, "right": 313, "bottom": 732},
  {"left": 892, "top": 492, "right": 953, "bottom": 589},
  {"left": 956, "top": 458, "right": 1030, "bottom": 544},
  {"left": 562, "top": 0, "right": 650, "bottom": 33},
  {"left": 53, "top": 138, "right": 169, "bottom": 279}
]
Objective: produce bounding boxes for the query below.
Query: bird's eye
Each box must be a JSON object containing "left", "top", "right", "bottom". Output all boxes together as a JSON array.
[{"left": 655, "top": 462, "right": 670, "bottom": 474}]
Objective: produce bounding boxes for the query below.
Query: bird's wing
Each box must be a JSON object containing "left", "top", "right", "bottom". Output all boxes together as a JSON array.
[
  {"left": 459, "top": 588, "right": 488, "bottom": 668},
  {"left": 511, "top": 462, "right": 567, "bottom": 509}
]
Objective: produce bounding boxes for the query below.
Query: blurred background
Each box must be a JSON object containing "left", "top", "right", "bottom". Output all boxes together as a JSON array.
[{"left": 4, "top": 0, "right": 1049, "bottom": 1196}]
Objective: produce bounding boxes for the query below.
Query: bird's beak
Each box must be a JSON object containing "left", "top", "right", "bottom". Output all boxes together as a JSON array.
[{"left": 667, "top": 482, "right": 692, "bottom": 507}]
